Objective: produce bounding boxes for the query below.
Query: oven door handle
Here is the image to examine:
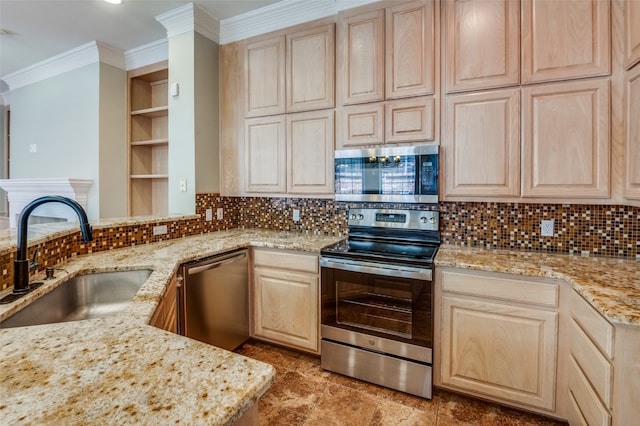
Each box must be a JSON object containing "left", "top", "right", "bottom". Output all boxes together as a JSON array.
[{"left": 320, "top": 257, "right": 432, "bottom": 281}]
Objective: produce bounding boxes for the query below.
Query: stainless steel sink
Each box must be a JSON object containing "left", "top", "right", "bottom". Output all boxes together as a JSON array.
[{"left": 0, "top": 269, "right": 152, "bottom": 328}]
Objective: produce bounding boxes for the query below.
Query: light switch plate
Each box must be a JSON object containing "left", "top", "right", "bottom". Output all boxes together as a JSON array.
[
  {"left": 216, "top": 208, "right": 223, "bottom": 220},
  {"left": 292, "top": 209, "right": 300, "bottom": 222},
  {"left": 205, "top": 208, "right": 213, "bottom": 221}
]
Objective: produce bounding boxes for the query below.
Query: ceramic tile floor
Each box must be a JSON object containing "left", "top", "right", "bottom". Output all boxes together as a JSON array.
[{"left": 235, "top": 340, "right": 568, "bottom": 426}]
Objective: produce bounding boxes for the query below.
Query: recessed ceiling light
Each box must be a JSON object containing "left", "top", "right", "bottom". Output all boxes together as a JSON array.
[{"left": 104, "top": 0, "right": 122, "bottom": 4}]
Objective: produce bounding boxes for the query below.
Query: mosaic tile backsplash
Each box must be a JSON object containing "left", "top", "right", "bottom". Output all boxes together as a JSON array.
[
  {"left": 0, "top": 194, "right": 637, "bottom": 291},
  {"left": 230, "top": 197, "right": 639, "bottom": 258}
]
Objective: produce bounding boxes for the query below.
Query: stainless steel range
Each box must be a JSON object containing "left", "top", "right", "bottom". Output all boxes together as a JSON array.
[{"left": 320, "top": 208, "right": 440, "bottom": 399}]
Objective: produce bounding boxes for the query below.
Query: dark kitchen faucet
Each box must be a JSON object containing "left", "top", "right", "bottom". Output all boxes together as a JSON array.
[{"left": 0, "top": 196, "right": 93, "bottom": 304}]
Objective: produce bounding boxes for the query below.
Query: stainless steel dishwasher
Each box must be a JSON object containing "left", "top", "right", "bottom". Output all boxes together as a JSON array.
[{"left": 178, "top": 249, "right": 249, "bottom": 351}]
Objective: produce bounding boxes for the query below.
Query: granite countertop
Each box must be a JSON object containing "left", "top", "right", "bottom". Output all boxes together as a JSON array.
[
  {"left": 2, "top": 226, "right": 639, "bottom": 423},
  {"left": 436, "top": 245, "right": 640, "bottom": 327},
  {"left": 0, "top": 228, "right": 343, "bottom": 425}
]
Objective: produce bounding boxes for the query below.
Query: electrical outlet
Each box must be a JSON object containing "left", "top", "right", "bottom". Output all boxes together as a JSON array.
[
  {"left": 153, "top": 225, "right": 168, "bottom": 235},
  {"left": 216, "top": 208, "right": 223, "bottom": 220},
  {"left": 292, "top": 209, "right": 300, "bottom": 222},
  {"left": 29, "top": 144, "right": 37, "bottom": 153},
  {"left": 540, "top": 220, "right": 554, "bottom": 237},
  {"left": 179, "top": 178, "right": 187, "bottom": 192},
  {"left": 205, "top": 208, "right": 213, "bottom": 221}
]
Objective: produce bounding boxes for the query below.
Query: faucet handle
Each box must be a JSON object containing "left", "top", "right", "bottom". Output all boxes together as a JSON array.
[{"left": 29, "top": 247, "right": 40, "bottom": 272}]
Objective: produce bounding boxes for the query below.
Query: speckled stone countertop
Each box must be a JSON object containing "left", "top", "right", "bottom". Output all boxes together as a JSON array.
[
  {"left": 436, "top": 245, "right": 640, "bottom": 327},
  {"left": 0, "top": 228, "right": 343, "bottom": 425}
]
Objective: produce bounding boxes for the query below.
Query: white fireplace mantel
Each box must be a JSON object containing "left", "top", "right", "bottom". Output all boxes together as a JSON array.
[{"left": 0, "top": 178, "right": 93, "bottom": 228}]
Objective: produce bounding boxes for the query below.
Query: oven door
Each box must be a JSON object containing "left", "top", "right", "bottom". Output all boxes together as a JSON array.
[{"left": 320, "top": 257, "right": 433, "bottom": 363}]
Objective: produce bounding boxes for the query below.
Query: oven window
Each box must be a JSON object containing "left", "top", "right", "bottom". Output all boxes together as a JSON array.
[
  {"left": 336, "top": 278, "right": 415, "bottom": 339},
  {"left": 322, "top": 267, "right": 432, "bottom": 347}
]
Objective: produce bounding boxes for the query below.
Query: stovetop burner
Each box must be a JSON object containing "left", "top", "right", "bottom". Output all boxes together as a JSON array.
[{"left": 321, "top": 208, "right": 441, "bottom": 268}]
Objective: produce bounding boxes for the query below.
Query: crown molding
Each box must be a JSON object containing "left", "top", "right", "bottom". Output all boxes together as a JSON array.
[
  {"left": 219, "top": 0, "right": 380, "bottom": 44},
  {"left": 2, "top": 41, "right": 125, "bottom": 91},
  {"left": 155, "top": 3, "right": 220, "bottom": 44},
  {"left": 124, "top": 39, "right": 168, "bottom": 71}
]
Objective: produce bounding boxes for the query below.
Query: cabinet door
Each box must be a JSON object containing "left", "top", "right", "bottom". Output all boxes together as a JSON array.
[
  {"left": 443, "top": 88, "right": 520, "bottom": 197},
  {"left": 287, "top": 110, "right": 334, "bottom": 195},
  {"left": 440, "top": 295, "right": 558, "bottom": 411},
  {"left": 287, "top": 24, "right": 335, "bottom": 113},
  {"left": 245, "top": 116, "right": 286, "bottom": 193},
  {"left": 338, "top": 9, "right": 385, "bottom": 105},
  {"left": 625, "top": 0, "right": 640, "bottom": 69},
  {"left": 445, "top": 0, "right": 520, "bottom": 93},
  {"left": 386, "top": 0, "right": 435, "bottom": 99},
  {"left": 522, "top": 79, "right": 610, "bottom": 199},
  {"left": 337, "top": 103, "right": 385, "bottom": 148},
  {"left": 150, "top": 274, "right": 178, "bottom": 333},
  {"left": 521, "top": 0, "right": 610, "bottom": 84},
  {"left": 245, "top": 36, "right": 286, "bottom": 117},
  {"left": 625, "top": 64, "right": 640, "bottom": 200},
  {"left": 253, "top": 267, "right": 319, "bottom": 353},
  {"left": 385, "top": 97, "right": 435, "bottom": 143}
]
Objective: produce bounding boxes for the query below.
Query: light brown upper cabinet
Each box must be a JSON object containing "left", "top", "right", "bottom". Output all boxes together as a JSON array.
[
  {"left": 625, "top": 0, "right": 640, "bottom": 69},
  {"left": 337, "top": 102, "right": 385, "bottom": 148},
  {"left": 445, "top": 0, "right": 520, "bottom": 93},
  {"left": 521, "top": 0, "right": 610, "bottom": 84},
  {"left": 386, "top": 0, "right": 436, "bottom": 99},
  {"left": 245, "top": 24, "right": 335, "bottom": 118},
  {"left": 245, "top": 115, "right": 287, "bottom": 193},
  {"left": 385, "top": 97, "right": 435, "bottom": 143},
  {"left": 286, "top": 24, "right": 336, "bottom": 113},
  {"left": 245, "top": 36, "right": 286, "bottom": 118},
  {"left": 625, "top": 64, "right": 640, "bottom": 200},
  {"left": 287, "top": 110, "right": 335, "bottom": 194},
  {"left": 444, "top": 88, "right": 520, "bottom": 197},
  {"left": 337, "top": 0, "right": 436, "bottom": 105},
  {"left": 522, "top": 79, "right": 610, "bottom": 198},
  {"left": 337, "top": 9, "right": 385, "bottom": 105}
]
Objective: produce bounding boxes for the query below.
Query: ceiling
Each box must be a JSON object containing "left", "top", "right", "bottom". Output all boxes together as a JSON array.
[{"left": 0, "top": 0, "right": 281, "bottom": 79}]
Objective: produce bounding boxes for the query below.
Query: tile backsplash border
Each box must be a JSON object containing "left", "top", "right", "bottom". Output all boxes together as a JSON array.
[{"left": 0, "top": 194, "right": 637, "bottom": 291}]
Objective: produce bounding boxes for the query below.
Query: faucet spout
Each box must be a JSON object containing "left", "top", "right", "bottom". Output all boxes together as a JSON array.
[{"left": 12, "top": 195, "right": 93, "bottom": 295}]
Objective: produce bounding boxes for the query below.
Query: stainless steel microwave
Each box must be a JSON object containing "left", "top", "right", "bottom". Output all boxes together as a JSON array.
[{"left": 334, "top": 144, "right": 439, "bottom": 203}]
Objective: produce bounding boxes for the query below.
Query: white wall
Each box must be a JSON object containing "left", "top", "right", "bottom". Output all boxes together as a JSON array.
[
  {"left": 98, "top": 63, "right": 127, "bottom": 218},
  {"left": 168, "top": 32, "right": 197, "bottom": 215},
  {"left": 0, "top": 101, "right": 7, "bottom": 215},
  {"left": 167, "top": 31, "right": 220, "bottom": 214},
  {"left": 194, "top": 32, "right": 219, "bottom": 194},
  {"left": 9, "top": 62, "right": 127, "bottom": 221}
]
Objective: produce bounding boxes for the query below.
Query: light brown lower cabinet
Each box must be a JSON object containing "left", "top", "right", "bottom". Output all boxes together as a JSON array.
[
  {"left": 568, "top": 290, "right": 640, "bottom": 426},
  {"left": 150, "top": 274, "right": 179, "bottom": 333},
  {"left": 250, "top": 248, "right": 320, "bottom": 354},
  {"left": 435, "top": 267, "right": 566, "bottom": 418},
  {"left": 436, "top": 267, "right": 640, "bottom": 424}
]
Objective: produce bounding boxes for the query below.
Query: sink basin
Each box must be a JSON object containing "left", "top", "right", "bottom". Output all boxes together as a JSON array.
[{"left": 0, "top": 269, "right": 152, "bottom": 328}]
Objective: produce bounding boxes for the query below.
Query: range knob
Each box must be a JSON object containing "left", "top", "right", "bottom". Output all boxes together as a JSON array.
[
  {"left": 351, "top": 213, "right": 357, "bottom": 220},
  {"left": 420, "top": 216, "right": 437, "bottom": 224},
  {"left": 358, "top": 214, "right": 364, "bottom": 220}
]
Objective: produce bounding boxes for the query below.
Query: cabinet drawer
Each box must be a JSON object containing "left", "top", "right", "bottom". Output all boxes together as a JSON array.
[
  {"left": 567, "top": 389, "right": 589, "bottom": 426},
  {"left": 568, "top": 356, "right": 611, "bottom": 426},
  {"left": 440, "top": 270, "right": 558, "bottom": 307},
  {"left": 570, "top": 291, "right": 614, "bottom": 358},
  {"left": 570, "top": 319, "right": 613, "bottom": 408},
  {"left": 254, "top": 249, "right": 318, "bottom": 273}
]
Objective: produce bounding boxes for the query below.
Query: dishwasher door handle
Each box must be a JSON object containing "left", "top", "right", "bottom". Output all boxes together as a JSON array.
[{"left": 186, "top": 252, "right": 247, "bottom": 275}]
